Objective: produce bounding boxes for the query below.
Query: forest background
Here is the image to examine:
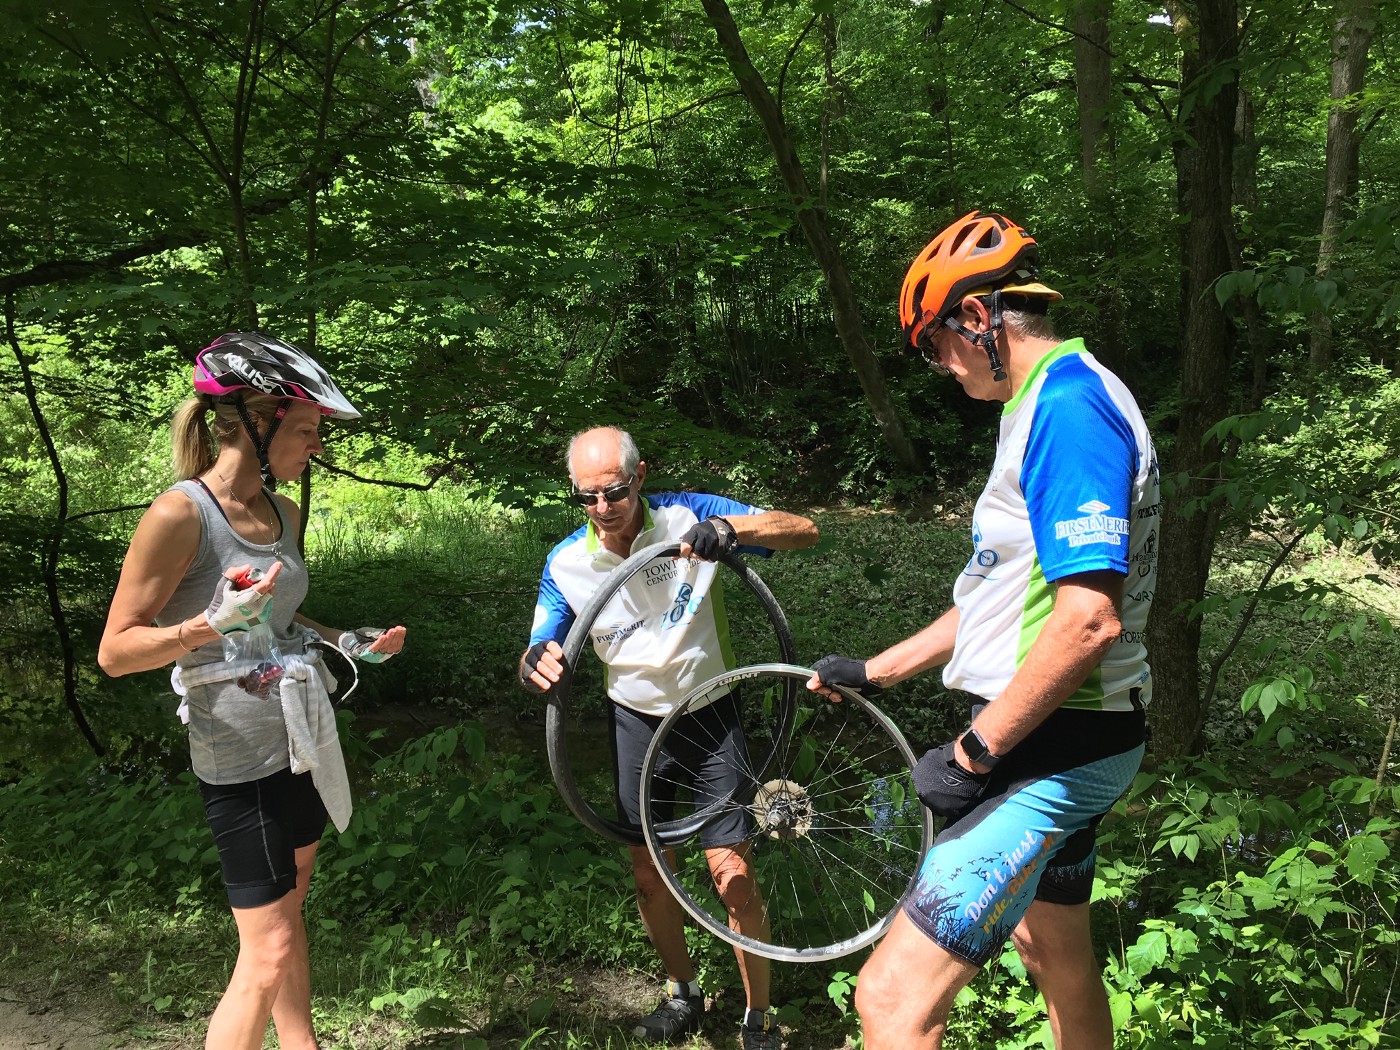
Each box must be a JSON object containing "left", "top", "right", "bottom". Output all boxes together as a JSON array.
[{"left": 1, "top": 0, "right": 1398, "bottom": 1046}]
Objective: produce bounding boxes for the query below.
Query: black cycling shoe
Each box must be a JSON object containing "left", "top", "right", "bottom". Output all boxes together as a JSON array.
[
  {"left": 632, "top": 991, "right": 704, "bottom": 1043},
  {"left": 739, "top": 1008, "right": 781, "bottom": 1050}
]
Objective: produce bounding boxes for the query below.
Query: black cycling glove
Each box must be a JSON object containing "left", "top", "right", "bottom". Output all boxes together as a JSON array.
[
  {"left": 679, "top": 515, "right": 738, "bottom": 561},
  {"left": 520, "top": 640, "right": 561, "bottom": 694},
  {"left": 912, "top": 741, "right": 991, "bottom": 819},
  {"left": 810, "top": 653, "right": 884, "bottom": 697}
]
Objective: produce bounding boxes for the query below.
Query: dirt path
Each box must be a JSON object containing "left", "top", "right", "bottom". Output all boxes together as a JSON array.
[{"left": 0, "top": 990, "right": 111, "bottom": 1050}]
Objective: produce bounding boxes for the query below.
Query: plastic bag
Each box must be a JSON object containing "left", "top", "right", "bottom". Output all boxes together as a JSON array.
[{"left": 222, "top": 568, "right": 286, "bottom": 699}]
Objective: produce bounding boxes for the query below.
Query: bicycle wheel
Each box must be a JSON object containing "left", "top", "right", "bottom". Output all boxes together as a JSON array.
[
  {"left": 545, "top": 541, "right": 797, "bottom": 845},
  {"left": 639, "top": 664, "right": 932, "bottom": 962}
]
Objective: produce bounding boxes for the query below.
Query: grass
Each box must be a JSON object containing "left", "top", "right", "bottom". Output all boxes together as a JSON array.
[{"left": 1, "top": 480, "right": 1397, "bottom": 1048}]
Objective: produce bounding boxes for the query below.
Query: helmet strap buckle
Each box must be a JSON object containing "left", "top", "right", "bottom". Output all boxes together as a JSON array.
[
  {"left": 943, "top": 290, "right": 1008, "bottom": 382},
  {"left": 234, "top": 396, "right": 292, "bottom": 485}
]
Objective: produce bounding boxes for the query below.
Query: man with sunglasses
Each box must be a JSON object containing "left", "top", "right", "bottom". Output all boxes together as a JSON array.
[
  {"left": 519, "top": 425, "right": 817, "bottom": 1049},
  {"left": 808, "top": 213, "right": 1159, "bottom": 1050}
]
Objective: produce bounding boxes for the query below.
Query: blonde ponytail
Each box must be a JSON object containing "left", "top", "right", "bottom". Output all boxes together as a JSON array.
[
  {"left": 171, "top": 393, "right": 288, "bottom": 479},
  {"left": 170, "top": 398, "right": 215, "bottom": 479}
]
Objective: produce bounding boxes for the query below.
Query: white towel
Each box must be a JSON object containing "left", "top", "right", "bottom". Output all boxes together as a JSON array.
[
  {"left": 278, "top": 654, "right": 353, "bottom": 833},
  {"left": 173, "top": 645, "right": 353, "bottom": 832}
]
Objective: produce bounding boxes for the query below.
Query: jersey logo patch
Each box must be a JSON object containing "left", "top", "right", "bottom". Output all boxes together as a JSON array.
[
  {"left": 663, "top": 582, "right": 706, "bottom": 628},
  {"left": 1054, "top": 507, "right": 1128, "bottom": 548},
  {"left": 964, "top": 522, "right": 1000, "bottom": 579}
]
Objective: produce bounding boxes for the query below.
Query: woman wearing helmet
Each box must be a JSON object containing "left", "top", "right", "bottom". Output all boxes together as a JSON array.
[
  {"left": 99, "top": 332, "right": 406, "bottom": 1050},
  {"left": 810, "top": 213, "right": 1159, "bottom": 1050}
]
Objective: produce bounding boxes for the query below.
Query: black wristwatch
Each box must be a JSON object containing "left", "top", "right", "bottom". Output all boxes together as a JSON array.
[{"left": 958, "top": 727, "right": 1002, "bottom": 770}]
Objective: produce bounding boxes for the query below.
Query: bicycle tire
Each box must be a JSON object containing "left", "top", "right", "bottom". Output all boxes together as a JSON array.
[
  {"left": 639, "top": 663, "right": 933, "bottom": 962},
  {"left": 545, "top": 541, "right": 797, "bottom": 845}
]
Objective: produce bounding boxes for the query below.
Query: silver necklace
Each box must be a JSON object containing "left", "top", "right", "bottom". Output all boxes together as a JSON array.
[{"left": 216, "top": 468, "right": 283, "bottom": 558}]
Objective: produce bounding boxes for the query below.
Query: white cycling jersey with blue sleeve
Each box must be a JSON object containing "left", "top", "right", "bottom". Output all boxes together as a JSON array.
[
  {"left": 944, "top": 338, "right": 1160, "bottom": 712},
  {"left": 529, "top": 492, "right": 767, "bottom": 717}
]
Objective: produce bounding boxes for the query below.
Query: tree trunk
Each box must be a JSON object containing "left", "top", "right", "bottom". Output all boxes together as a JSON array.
[
  {"left": 1310, "top": 0, "right": 1374, "bottom": 371},
  {"left": 820, "top": 12, "right": 835, "bottom": 213},
  {"left": 699, "top": 0, "right": 922, "bottom": 471},
  {"left": 1147, "top": 0, "right": 1239, "bottom": 759},
  {"left": 1072, "top": 0, "right": 1123, "bottom": 374},
  {"left": 926, "top": 1, "right": 959, "bottom": 210},
  {"left": 1233, "top": 87, "right": 1257, "bottom": 212},
  {"left": 1073, "top": 0, "right": 1113, "bottom": 200},
  {"left": 1230, "top": 87, "right": 1271, "bottom": 407}
]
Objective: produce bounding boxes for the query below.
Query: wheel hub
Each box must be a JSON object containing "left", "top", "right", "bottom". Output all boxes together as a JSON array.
[{"left": 752, "top": 779, "right": 814, "bottom": 840}]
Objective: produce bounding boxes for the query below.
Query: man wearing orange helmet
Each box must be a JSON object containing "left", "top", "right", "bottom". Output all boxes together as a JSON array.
[{"left": 809, "top": 212, "right": 1160, "bottom": 1049}]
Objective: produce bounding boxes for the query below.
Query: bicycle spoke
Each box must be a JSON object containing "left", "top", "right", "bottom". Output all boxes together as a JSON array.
[
  {"left": 548, "top": 542, "right": 797, "bottom": 845},
  {"left": 641, "top": 665, "right": 933, "bottom": 962}
]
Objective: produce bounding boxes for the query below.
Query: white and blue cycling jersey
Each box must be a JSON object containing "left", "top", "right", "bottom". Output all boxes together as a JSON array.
[
  {"left": 944, "top": 338, "right": 1160, "bottom": 712},
  {"left": 529, "top": 492, "right": 767, "bottom": 717}
]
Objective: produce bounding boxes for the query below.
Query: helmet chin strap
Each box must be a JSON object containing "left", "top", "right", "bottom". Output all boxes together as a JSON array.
[
  {"left": 942, "top": 290, "right": 1008, "bottom": 382},
  {"left": 233, "top": 396, "right": 292, "bottom": 485}
]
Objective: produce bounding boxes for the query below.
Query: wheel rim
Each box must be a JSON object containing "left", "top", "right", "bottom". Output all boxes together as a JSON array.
[
  {"left": 639, "top": 663, "right": 933, "bottom": 962},
  {"left": 545, "top": 541, "right": 797, "bottom": 845}
]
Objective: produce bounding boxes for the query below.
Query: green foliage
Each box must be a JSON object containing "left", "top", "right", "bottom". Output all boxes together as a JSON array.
[
  {"left": 4, "top": 0, "right": 1400, "bottom": 1045},
  {"left": 1202, "top": 364, "right": 1400, "bottom": 566},
  {"left": 302, "top": 481, "right": 552, "bottom": 711},
  {"left": 1217, "top": 203, "right": 1400, "bottom": 328},
  {"left": 1099, "top": 768, "right": 1399, "bottom": 1048},
  {"left": 757, "top": 509, "right": 975, "bottom": 748},
  {"left": 0, "top": 723, "right": 649, "bottom": 1032}
]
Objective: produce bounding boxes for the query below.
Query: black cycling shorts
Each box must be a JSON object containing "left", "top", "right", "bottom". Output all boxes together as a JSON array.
[
  {"left": 198, "top": 766, "right": 328, "bottom": 910},
  {"left": 610, "top": 690, "right": 752, "bottom": 848}
]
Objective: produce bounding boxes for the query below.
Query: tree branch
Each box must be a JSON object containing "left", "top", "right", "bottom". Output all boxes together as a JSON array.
[
  {"left": 1196, "top": 529, "right": 1307, "bottom": 739},
  {"left": 998, "top": 0, "right": 1114, "bottom": 58},
  {"left": 4, "top": 295, "right": 104, "bottom": 757},
  {"left": 69, "top": 503, "right": 153, "bottom": 522},
  {"left": 309, "top": 455, "right": 439, "bottom": 490},
  {"left": 0, "top": 192, "right": 297, "bottom": 295},
  {"left": 777, "top": 13, "right": 820, "bottom": 114}
]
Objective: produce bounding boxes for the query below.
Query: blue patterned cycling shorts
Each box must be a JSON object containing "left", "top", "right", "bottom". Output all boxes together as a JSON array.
[{"left": 904, "top": 704, "right": 1145, "bottom": 966}]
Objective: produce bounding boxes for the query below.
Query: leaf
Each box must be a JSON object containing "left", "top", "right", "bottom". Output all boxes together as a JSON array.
[
  {"left": 1297, "top": 1023, "right": 1347, "bottom": 1043},
  {"left": 525, "top": 994, "right": 555, "bottom": 1025},
  {"left": 1108, "top": 991, "right": 1133, "bottom": 1030},
  {"left": 441, "top": 845, "right": 469, "bottom": 867},
  {"left": 862, "top": 562, "right": 889, "bottom": 586},
  {"left": 1343, "top": 834, "right": 1389, "bottom": 886},
  {"left": 1319, "top": 964, "right": 1344, "bottom": 993},
  {"left": 1125, "top": 929, "right": 1169, "bottom": 975},
  {"left": 1256, "top": 678, "right": 1293, "bottom": 721},
  {"left": 1168, "top": 834, "right": 1200, "bottom": 861},
  {"left": 409, "top": 995, "right": 460, "bottom": 1027},
  {"left": 1313, "top": 278, "right": 1339, "bottom": 310},
  {"left": 1214, "top": 271, "right": 1241, "bottom": 306}
]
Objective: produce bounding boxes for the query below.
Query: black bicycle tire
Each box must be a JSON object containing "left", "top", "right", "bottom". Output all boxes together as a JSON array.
[
  {"left": 639, "top": 663, "right": 934, "bottom": 963},
  {"left": 545, "top": 540, "right": 797, "bottom": 845}
]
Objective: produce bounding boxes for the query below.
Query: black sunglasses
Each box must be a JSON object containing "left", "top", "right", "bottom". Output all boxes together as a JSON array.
[
  {"left": 914, "top": 324, "right": 953, "bottom": 376},
  {"left": 570, "top": 475, "right": 636, "bottom": 507}
]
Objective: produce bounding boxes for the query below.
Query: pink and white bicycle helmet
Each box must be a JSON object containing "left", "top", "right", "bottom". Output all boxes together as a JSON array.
[
  {"left": 194, "top": 332, "right": 360, "bottom": 420},
  {"left": 194, "top": 332, "right": 359, "bottom": 483}
]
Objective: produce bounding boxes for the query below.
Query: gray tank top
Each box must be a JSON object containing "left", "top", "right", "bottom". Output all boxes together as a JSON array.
[{"left": 155, "top": 479, "right": 313, "bottom": 783}]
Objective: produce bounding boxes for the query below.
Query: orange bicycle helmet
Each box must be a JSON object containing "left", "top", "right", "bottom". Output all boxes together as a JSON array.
[{"left": 899, "top": 211, "right": 1059, "bottom": 381}]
